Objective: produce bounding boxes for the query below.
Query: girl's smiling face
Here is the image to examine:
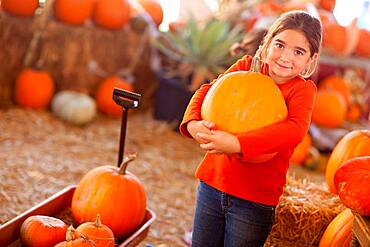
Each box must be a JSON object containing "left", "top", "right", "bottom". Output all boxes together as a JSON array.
[{"left": 265, "top": 29, "right": 317, "bottom": 84}]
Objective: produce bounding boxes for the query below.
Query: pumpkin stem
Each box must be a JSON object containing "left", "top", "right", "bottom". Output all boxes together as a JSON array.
[
  {"left": 66, "top": 225, "right": 76, "bottom": 241},
  {"left": 250, "top": 56, "right": 261, "bottom": 73},
  {"left": 95, "top": 214, "right": 102, "bottom": 228},
  {"left": 119, "top": 153, "right": 137, "bottom": 174}
]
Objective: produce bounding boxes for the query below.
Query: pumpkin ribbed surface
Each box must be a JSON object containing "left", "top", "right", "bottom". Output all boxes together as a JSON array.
[
  {"left": 76, "top": 215, "right": 115, "bottom": 247},
  {"left": 71, "top": 165, "right": 146, "bottom": 238},
  {"left": 201, "top": 71, "right": 287, "bottom": 135},
  {"left": 325, "top": 130, "right": 370, "bottom": 193}
]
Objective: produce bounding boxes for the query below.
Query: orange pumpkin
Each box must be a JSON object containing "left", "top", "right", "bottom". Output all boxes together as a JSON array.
[
  {"left": 76, "top": 214, "right": 115, "bottom": 247},
  {"left": 71, "top": 155, "right": 146, "bottom": 238},
  {"left": 54, "top": 0, "right": 94, "bottom": 25},
  {"left": 20, "top": 215, "right": 68, "bottom": 247},
  {"left": 1, "top": 0, "right": 38, "bottom": 17},
  {"left": 319, "top": 0, "right": 336, "bottom": 12},
  {"left": 95, "top": 76, "right": 134, "bottom": 117},
  {"left": 55, "top": 226, "right": 95, "bottom": 247},
  {"left": 290, "top": 134, "right": 312, "bottom": 165},
  {"left": 319, "top": 208, "right": 353, "bottom": 247},
  {"left": 334, "top": 156, "right": 370, "bottom": 216},
  {"left": 311, "top": 90, "right": 347, "bottom": 128},
  {"left": 15, "top": 68, "right": 55, "bottom": 109},
  {"left": 325, "top": 130, "right": 370, "bottom": 193},
  {"left": 137, "top": 0, "right": 163, "bottom": 27},
  {"left": 201, "top": 57, "right": 288, "bottom": 163},
  {"left": 322, "top": 23, "right": 347, "bottom": 55},
  {"left": 93, "top": 0, "right": 131, "bottom": 30},
  {"left": 355, "top": 28, "right": 370, "bottom": 57},
  {"left": 319, "top": 75, "right": 351, "bottom": 105}
]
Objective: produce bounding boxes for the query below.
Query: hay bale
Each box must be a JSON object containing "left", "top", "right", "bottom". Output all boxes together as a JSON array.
[
  {"left": 265, "top": 176, "right": 346, "bottom": 247},
  {"left": 0, "top": 11, "right": 35, "bottom": 107}
]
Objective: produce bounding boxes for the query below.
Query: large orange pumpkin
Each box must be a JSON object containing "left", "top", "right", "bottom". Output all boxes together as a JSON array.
[
  {"left": 14, "top": 68, "right": 55, "bottom": 109},
  {"left": 334, "top": 156, "right": 370, "bottom": 216},
  {"left": 1, "top": 0, "right": 39, "bottom": 17},
  {"left": 201, "top": 57, "right": 288, "bottom": 163},
  {"left": 290, "top": 134, "right": 312, "bottom": 165},
  {"left": 325, "top": 130, "right": 370, "bottom": 193},
  {"left": 76, "top": 214, "right": 115, "bottom": 247},
  {"left": 355, "top": 28, "right": 370, "bottom": 57},
  {"left": 20, "top": 215, "right": 68, "bottom": 247},
  {"left": 54, "top": 0, "right": 94, "bottom": 25},
  {"left": 319, "top": 75, "right": 351, "bottom": 105},
  {"left": 319, "top": 208, "right": 353, "bottom": 247},
  {"left": 137, "top": 0, "right": 163, "bottom": 27},
  {"left": 95, "top": 76, "right": 134, "bottom": 117},
  {"left": 93, "top": 0, "right": 131, "bottom": 30},
  {"left": 71, "top": 155, "right": 146, "bottom": 238},
  {"left": 311, "top": 90, "right": 346, "bottom": 128},
  {"left": 322, "top": 23, "right": 347, "bottom": 55}
]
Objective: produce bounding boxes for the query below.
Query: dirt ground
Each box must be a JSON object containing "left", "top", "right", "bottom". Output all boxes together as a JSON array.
[{"left": 0, "top": 107, "right": 327, "bottom": 246}]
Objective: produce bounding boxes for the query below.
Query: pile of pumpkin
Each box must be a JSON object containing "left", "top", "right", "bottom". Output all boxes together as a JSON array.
[
  {"left": 319, "top": 129, "right": 370, "bottom": 246},
  {"left": 19, "top": 155, "right": 147, "bottom": 246},
  {"left": 12, "top": 68, "right": 137, "bottom": 125},
  {"left": 0, "top": 0, "right": 164, "bottom": 29}
]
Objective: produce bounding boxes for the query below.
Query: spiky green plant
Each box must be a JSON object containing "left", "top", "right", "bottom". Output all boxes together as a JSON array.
[{"left": 153, "top": 18, "right": 244, "bottom": 91}]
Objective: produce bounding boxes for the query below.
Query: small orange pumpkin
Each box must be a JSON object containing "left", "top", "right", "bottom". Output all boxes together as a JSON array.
[
  {"left": 93, "top": 0, "right": 131, "bottom": 30},
  {"left": 71, "top": 155, "right": 146, "bottom": 238},
  {"left": 76, "top": 214, "right": 115, "bottom": 247},
  {"left": 54, "top": 0, "right": 94, "bottom": 25},
  {"left": 319, "top": 208, "right": 353, "bottom": 247},
  {"left": 20, "top": 215, "right": 68, "bottom": 247},
  {"left": 325, "top": 130, "right": 370, "bottom": 193},
  {"left": 311, "top": 90, "right": 347, "bottom": 128},
  {"left": 55, "top": 226, "right": 95, "bottom": 247},
  {"left": 1, "top": 0, "right": 39, "bottom": 17},
  {"left": 201, "top": 57, "right": 288, "bottom": 163},
  {"left": 319, "top": 75, "right": 351, "bottom": 105},
  {"left": 14, "top": 68, "right": 55, "bottom": 109},
  {"left": 95, "top": 76, "right": 134, "bottom": 117},
  {"left": 137, "top": 0, "right": 163, "bottom": 27},
  {"left": 334, "top": 156, "right": 370, "bottom": 216},
  {"left": 290, "top": 134, "right": 312, "bottom": 165},
  {"left": 355, "top": 28, "right": 370, "bottom": 57}
]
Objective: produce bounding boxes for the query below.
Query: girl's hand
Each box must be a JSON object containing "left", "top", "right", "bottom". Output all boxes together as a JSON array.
[
  {"left": 187, "top": 120, "right": 216, "bottom": 144},
  {"left": 196, "top": 130, "right": 241, "bottom": 154}
]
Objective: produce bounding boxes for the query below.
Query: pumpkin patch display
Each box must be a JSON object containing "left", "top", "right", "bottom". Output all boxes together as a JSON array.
[
  {"left": 14, "top": 68, "right": 55, "bottom": 109},
  {"left": 54, "top": 0, "right": 94, "bottom": 25},
  {"left": 319, "top": 208, "right": 354, "bottom": 247},
  {"left": 51, "top": 90, "right": 97, "bottom": 125},
  {"left": 201, "top": 57, "right": 288, "bottom": 163},
  {"left": 71, "top": 155, "right": 146, "bottom": 238},
  {"left": 325, "top": 129, "right": 370, "bottom": 193},
  {"left": 76, "top": 214, "right": 115, "bottom": 247},
  {"left": 93, "top": 0, "right": 131, "bottom": 30},
  {"left": 334, "top": 156, "right": 370, "bottom": 216},
  {"left": 20, "top": 215, "right": 68, "bottom": 247},
  {"left": 137, "top": 0, "right": 163, "bottom": 27},
  {"left": 311, "top": 90, "right": 347, "bottom": 128},
  {"left": 1, "top": 0, "right": 39, "bottom": 17},
  {"left": 95, "top": 76, "right": 134, "bottom": 117}
]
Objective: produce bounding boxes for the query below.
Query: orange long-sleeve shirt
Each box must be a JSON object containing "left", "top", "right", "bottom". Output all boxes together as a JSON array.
[{"left": 179, "top": 55, "right": 317, "bottom": 206}]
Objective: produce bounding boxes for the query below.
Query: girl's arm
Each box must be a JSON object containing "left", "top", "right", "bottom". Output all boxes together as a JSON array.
[
  {"left": 179, "top": 55, "right": 256, "bottom": 138},
  {"left": 236, "top": 81, "right": 317, "bottom": 161}
]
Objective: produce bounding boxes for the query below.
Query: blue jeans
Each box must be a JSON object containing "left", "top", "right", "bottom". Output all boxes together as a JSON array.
[{"left": 192, "top": 182, "right": 275, "bottom": 247}]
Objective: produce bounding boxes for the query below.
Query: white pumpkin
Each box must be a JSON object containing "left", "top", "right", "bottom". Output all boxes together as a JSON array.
[{"left": 51, "top": 90, "right": 97, "bottom": 125}]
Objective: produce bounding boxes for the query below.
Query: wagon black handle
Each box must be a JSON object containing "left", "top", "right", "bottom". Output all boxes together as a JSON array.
[{"left": 113, "top": 88, "right": 141, "bottom": 167}]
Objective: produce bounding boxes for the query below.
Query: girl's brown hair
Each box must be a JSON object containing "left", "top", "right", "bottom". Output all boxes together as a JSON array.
[{"left": 256, "top": 10, "right": 322, "bottom": 77}]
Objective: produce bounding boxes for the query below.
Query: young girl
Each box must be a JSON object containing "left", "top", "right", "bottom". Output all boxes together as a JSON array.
[{"left": 179, "top": 10, "right": 322, "bottom": 247}]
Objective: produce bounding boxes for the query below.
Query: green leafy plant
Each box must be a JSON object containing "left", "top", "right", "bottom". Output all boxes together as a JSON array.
[{"left": 153, "top": 18, "right": 244, "bottom": 91}]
